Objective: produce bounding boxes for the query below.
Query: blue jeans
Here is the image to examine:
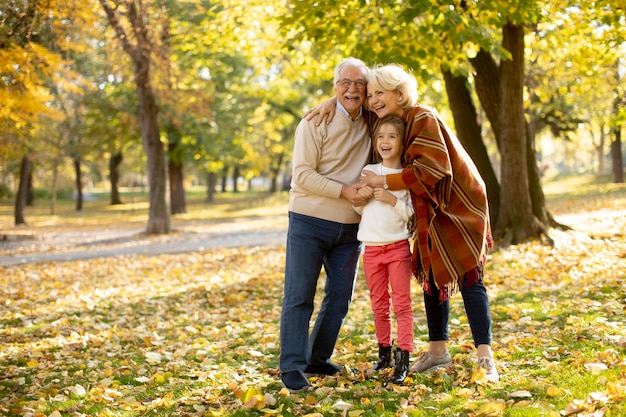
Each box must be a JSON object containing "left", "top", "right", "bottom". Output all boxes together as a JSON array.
[
  {"left": 279, "top": 212, "right": 361, "bottom": 373},
  {"left": 423, "top": 269, "right": 492, "bottom": 347}
]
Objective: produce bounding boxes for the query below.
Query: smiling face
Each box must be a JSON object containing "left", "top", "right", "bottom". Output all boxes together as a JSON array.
[
  {"left": 367, "top": 85, "right": 404, "bottom": 119},
  {"left": 335, "top": 65, "right": 368, "bottom": 119},
  {"left": 375, "top": 122, "right": 403, "bottom": 168}
]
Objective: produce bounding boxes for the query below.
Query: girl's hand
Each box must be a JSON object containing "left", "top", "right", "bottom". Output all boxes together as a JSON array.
[
  {"left": 373, "top": 188, "right": 397, "bottom": 207},
  {"left": 357, "top": 185, "right": 374, "bottom": 199}
]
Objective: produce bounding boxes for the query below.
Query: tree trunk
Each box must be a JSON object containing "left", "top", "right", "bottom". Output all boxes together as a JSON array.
[
  {"left": 526, "top": 122, "right": 569, "bottom": 234},
  {"left": 611, "top": 65, "right": 624, "bottom": 183},
  {"left": 232, "top": 165, "right": 240, "bottom": 193},
  {"left": 100, "top": 0, "right": 170, "bottom": 235},
  {"left": 472, "top": 26, "right": 552, "bottom": 245},
  {"left": 167, "top": 128, "right": 186, "bottom": 214},
  {"left": 612, "top": 126, "right": 624, "bottom": 183},
  {"left": 207, "top": 171, "right": 217, "bottom": 202},
  {"left": 221, "top": 166, "right": 228, "bottom": 192},
  {"left": 598, "top": 124, "right": 606, "bottom": 176},
  {"left": 139, "top": 79, "right": 170, "bottom": 234},
  {"left": 168, "top": 151, "right": 186, "bottom": 214},
  {"left": 494, "top": 21, "right": 545, "bottom": 245},
  {"left": 443, "top": 69, "right": 500, "bottom": 224},
  {"left": 26, "top": 166, "right": 34, "bottom": 206},
  {"left": 15, "top": 155, "right": 31, "bottom": 225},
  {"left": 110, "top": 151, "right": 123, "bottom": 205},
  {"left": 74, "top": 157, "right": 83, "bottom": 211},
  {"left": 269, "top": 153, "right": 284, "bottom": 194},
  {"left": 50, "top": 159, "right": 58, "bottom": 215},
  {"left": 470, "top": 50, "right": 503, "bottom": 152}
]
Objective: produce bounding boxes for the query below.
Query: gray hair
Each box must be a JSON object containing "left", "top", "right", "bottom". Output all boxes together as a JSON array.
[
  {"left": 368, "top": 64, "right": 419, "bottom": 109},
  {"left": 333, "top": 57, "right": 369, "bottom": 84}
]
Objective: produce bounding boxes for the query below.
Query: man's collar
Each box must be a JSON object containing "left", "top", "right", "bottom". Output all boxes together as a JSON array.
[{"left": 336, "top": 101, "right": 362, "bottom": 121}]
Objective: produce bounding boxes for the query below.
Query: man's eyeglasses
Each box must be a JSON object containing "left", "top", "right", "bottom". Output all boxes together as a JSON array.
[{"left": 337, "top": 79, "right": 367, "bottom": 90}]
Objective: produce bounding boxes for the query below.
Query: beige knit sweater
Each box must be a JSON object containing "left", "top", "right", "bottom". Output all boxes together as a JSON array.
[{"left": 288, "top": 111, "right": 371, "bottom": 224}]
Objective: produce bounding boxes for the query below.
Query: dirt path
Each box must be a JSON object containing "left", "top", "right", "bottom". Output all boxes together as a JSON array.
[{"left": 0, "top": 216, "right": 288, "bottom": 266}]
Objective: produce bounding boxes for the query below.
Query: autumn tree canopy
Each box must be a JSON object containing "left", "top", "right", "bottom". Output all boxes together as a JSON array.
[{"left": 1, "top": 0, "right": 624, "bottom": 242}]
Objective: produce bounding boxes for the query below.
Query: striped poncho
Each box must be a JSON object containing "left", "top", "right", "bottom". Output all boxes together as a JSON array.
[{"left": 382, "top": 105, "right": 493, "bottom": 301}]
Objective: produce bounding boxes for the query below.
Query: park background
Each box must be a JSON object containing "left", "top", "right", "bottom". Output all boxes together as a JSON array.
[{"left": 1, "top": 1, "right": 625, "bottom": 416}]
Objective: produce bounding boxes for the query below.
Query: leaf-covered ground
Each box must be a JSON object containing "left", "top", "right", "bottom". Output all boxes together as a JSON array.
[{"left": 1, "top": 179, "right": 625, "bottom": 416}]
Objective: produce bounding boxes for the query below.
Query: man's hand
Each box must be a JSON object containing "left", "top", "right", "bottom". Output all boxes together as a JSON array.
[{"left": 341, "top": 183, "right": 369, "bottom": 206}]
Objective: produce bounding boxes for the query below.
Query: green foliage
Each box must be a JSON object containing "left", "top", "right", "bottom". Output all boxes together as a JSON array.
[
  {"left": 0, "top": 183, "right": 11, "bottom": 200},
  {"left": 33, "top": 186, "right": 74, "bottom": 200}
]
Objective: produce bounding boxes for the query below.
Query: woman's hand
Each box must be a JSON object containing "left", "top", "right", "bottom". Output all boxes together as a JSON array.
[
  {"left": 303, "top": 97, "right": 337, "bottom": 126},
  {"left": 360, "top": 170, "right": 384, "bottom": 188}
]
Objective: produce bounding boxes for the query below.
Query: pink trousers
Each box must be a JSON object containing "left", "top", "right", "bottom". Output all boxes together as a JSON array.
[{"left": 363, "top": 240, "right": 414, "bottom": 352}]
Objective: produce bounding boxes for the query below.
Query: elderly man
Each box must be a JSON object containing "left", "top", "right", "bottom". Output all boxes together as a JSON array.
[{"left": 279, "top": 57, "right": 371, "bottom": 393}]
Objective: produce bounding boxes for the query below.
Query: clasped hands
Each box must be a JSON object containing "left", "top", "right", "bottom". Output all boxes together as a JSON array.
[{"left": 342, "top": 170, "right": 392, "bottom": 207}]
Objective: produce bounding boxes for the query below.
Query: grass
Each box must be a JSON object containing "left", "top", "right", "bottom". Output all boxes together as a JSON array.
[
  {"left": 0, "top": 188, "right": 284, "bottom": 232},
  {"left": 0, "top": 176, "right": 625, "bottom": 416}
]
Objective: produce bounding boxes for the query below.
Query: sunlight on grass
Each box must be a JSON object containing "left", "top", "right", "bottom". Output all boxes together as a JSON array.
[
  {"left": 0, "top": 189, "right": 290, "bottom": 233},
  {"left": 542, "top": 175, "right": 626, "bottom": 220}
]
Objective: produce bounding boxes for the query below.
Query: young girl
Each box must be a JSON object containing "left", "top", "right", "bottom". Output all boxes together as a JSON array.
[{"left": 353, "top": 115, "right": 414, "bottom": 385}]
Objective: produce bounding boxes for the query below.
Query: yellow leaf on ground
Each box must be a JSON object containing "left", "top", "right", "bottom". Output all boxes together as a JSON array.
[
  {"left": 209, "top": 407, "right": 226, "bottom": 416},
  {"left": 475, "top": 401, "right": 506, "bottom": 416},
  {"left": 242, "top": 387, "right": 261, "bottom": 403},
  {"left": 470, "top": 366, "right": 487, "bottom": 384},
  {"left": 303, "top": 395, "right": 317, "bottom": 405}
]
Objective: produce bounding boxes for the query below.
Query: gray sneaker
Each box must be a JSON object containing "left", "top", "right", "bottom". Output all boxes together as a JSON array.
[
  {"left": 477, "top": 357, "right": 499, "bottom": 383},
  {"left": 410, "top": 351, "right": 452, "bottom": 373}
]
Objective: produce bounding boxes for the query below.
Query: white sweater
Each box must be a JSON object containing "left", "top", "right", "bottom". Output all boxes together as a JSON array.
[{"left": 353, "top": 163, "right": 414, "bottom": 246}]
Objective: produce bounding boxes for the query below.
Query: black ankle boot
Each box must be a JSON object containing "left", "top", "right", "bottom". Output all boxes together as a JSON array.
[
  {"left": 373, "top": 344, "right": 393, "bottom": 371},
  {"left": 387, "top": 348, "right": 410, "bottom": 384}
]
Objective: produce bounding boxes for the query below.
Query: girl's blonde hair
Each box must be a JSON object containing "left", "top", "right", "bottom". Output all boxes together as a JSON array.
[{"left": 368, "top": 64, "right": 418, "bottom": 110}]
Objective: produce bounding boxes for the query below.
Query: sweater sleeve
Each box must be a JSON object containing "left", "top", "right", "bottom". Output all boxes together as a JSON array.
[{"left": 392, "top": 191, "right": 414, "bottom": 222}]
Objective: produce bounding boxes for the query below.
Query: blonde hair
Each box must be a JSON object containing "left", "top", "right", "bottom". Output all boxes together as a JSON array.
[{"left": 368, "top": 64, "right": 418, "bottom": 110}]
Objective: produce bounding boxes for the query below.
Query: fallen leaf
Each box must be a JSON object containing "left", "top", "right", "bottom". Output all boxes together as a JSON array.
[
  {"left": 509, "top": 390, "right": 532, "bottom": 399},
  {"left": 475, "top": 400, "right": 506, "bottom": 416},
  {"left": 333, "top": 400, "right": 353, "bottom": 410},
  {"left": 584, "top": 362, "right": 608, "bottom": 374}
]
